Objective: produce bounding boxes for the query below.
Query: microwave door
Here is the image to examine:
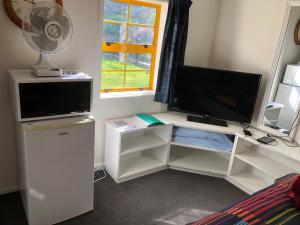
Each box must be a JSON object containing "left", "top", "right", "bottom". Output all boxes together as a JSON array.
[{"left": 19, "top": 81, "right": 91, "bottom": 120}]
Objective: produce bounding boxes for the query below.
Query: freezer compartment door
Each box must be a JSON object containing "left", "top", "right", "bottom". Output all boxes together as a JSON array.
[{"left": 24, "top": 120, "right": 95, "bottom": 225}]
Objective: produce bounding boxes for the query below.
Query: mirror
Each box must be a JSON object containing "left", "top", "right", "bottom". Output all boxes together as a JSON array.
[{"left": 260, "top": 1, "right": 300, "bottom": 136}]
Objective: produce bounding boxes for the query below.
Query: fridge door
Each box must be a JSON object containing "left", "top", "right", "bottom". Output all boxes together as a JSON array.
[{"left": 23, "top": 117, "right": 95, "bottom": 225}]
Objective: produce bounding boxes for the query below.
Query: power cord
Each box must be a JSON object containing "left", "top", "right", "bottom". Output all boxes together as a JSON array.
[
  {"left": 290, "top": 106, "right": 300, "bottom": 133},
  {"left": 240, "top": 121, "right": 254, "bottom": 136},
  {"left": 240, "top": 122, "right": 280, "bottom": 149},
  {"left": 242, "top": 114, "right": 300, "bottom": 148},
  {"left": 272, "top": 135, "right": 299, "bottom": 147},
  {"left": 270, "top": 108, "right": 300, "bottom": 148},
  {"left": 94, "top": 169, "right": 107, "bottom": 183},
  {"left": 240, "top": 124, "right": 261, "bottom": 149}
]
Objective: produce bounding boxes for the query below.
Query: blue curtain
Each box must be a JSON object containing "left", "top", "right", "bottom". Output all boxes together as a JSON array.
[{"left": 154, "top": 0, "right": 192, "bottom": 104}]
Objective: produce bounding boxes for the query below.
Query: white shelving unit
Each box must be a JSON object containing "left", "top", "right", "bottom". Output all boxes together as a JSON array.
[
  {"left": 235, "top": 151, "right": 292, "bottom": 179},
  {"left": 227, "top": 137, "right": 297, "bottom": 194},
  {"left": 169, "top": 146, "right": 230, "bottom": 176},
  {"left": 104, "top": 112, "right": 300, "bottom": 194},
  {"left": 104, "top": 118, "right": 172, "bottom": 183},
  {"left": 105, "top": 113, "right": 236, "bottom": 183},
  {"left": 121, "top": 133, "right": 167, "bottom": 156},
  {"left": 171, "top": 142, "right": 232, "bottom": 155},
  {"left": 227, "top": 171, "right": 271, "bottom": 194},
  {"left": 119, "top": 148, "right": 167, "bottom": 179},
  {"left": 168, "top": 124, "right": 234, "bottom": 177}
]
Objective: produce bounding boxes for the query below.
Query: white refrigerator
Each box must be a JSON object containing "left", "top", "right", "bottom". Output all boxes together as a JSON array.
[{"left": 16, "top": 116, "right": 95, "bottom": 225}]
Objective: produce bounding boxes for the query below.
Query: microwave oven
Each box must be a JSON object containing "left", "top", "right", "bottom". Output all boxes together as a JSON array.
[{"left": 10, "top": 70, "right": 93, "bottom": 122}]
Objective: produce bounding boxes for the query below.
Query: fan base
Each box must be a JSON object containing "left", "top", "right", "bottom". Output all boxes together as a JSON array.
[{"left": 31, "top": 66, "right": 62, "bottom": 77}]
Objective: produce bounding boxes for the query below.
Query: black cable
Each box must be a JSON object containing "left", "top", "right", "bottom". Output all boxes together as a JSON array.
[
  {"left": 267, "top": 133, "right": 299, "bottom": 148},
  {"left": 240, "top": 125, "right": 280, "bottom": 148},
  {"left": 279, "top": 136, "right": 299, "bottom": 147},
  {"left": 262, "top": 108, "right": 300, "bottom": 148},
  {"left": 240, "top": 121, "right": 254, "bottom": 135},
  {"left": 240, "top": 120, "right": 298, "bottom": 148},
  {"left": 289, "top": 107, "right": 300, "bottom": 133},
  {"left": 240, "top": 121, "right": 250, "bottom": 129}
]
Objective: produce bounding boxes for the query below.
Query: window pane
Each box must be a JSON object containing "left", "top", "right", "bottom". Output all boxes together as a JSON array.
[
  {"left": 127, "top": 53, "right": 152, "bottom": 70},
  {"left": 104, "top": 0, "right": 128, "bottom": 22},
  {"left": 101, "top": 71, "right": 125, "bottom": 90},
  {"left": 130, "top": 5, "right": 156, "bottom": 25},
  {"left": 103, "top": 23, "right": 126, "bottom": 43},
  {"left": 102, "top": 52, "right": 126, "bottom": 70},
  {"left": 128, "top": 26, "right": 154, "bottom": 45},
  {"left": 125, "top": 71, "right": 150, "bottom": 88}
]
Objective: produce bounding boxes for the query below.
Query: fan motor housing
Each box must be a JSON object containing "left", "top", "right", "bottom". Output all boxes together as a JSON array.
[{"left": 45, "top": 21, "right": 63, "bottom": 41}]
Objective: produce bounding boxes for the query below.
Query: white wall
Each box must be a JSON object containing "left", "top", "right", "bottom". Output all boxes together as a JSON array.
[
  {"left": 185, "top": 0, "right": 222, "bottom": 66},
  {"left": 210, "top": 0, "right": 287, "bottom": 122},
  {"left": 0, "top": 0, "right": 222, "bottom": 192},
  {"left": 0, "top": 2, "right": 37, "bottom": 194}
]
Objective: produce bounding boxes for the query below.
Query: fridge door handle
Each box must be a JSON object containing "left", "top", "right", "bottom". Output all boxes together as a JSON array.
[{"left": 24, "top": 118, "right": 95, "bottom": 131}]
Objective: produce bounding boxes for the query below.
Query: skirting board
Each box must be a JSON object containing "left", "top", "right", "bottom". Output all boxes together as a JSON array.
[
  {"left": 0, "top": 163, "right": 104, "bottom": 196},
  {"left": 0, "top": 185, "right": 19, "bottom": 195}
]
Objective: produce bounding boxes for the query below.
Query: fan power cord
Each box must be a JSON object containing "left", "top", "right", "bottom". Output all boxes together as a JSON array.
[
  {"left": 94, "top": 169, "right": 107, "bottom": 183},
  {"left": 240, "top": 121, "right": 253, "bottom": 136}
]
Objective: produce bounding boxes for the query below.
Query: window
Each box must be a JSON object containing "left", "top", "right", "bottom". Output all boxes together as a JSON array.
[{"left": 100, "top": 0, "right": 161, "bottom": 93}]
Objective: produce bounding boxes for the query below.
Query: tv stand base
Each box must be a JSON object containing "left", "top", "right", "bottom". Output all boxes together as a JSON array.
[{"left": 187, "top": 115, "right": 228, "bottom": 127}]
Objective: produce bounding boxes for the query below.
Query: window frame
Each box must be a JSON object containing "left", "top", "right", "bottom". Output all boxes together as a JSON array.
[{"left": 100, "top": 0, "right": 161, "bottom": 93}]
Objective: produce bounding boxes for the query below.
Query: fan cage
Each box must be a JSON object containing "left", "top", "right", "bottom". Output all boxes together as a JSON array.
[{"left": 22, "top": 1, "right": 73, "bottom": 55}]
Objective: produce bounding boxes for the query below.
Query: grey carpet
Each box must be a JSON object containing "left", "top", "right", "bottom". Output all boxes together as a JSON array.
[{"left": 0, "top": 169, "right": 247, "bottom": 225}]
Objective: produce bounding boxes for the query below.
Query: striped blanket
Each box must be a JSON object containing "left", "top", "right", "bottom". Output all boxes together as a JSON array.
[{"left": 189, "top": 174, "right": 300, "bottom": 225}]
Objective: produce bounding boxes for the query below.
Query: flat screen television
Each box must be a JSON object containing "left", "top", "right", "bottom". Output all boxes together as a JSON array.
[{"left": 168, "top": 66, "right": 262, "bottom": 123}]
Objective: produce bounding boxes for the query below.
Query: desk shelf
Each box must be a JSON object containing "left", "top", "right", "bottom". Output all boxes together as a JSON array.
[
  {"left": 171, "top": 142, "right": 232, "bottom": 154},
  {"left": 227, "top": 137, "right": 297, "bottom": 194},
  {"left": 235, "top": 151, "right": 293, "bottom": 179},
  {"left": 104, "top": 120, "right": 172, "bottom": 183},
  {"left": 121, "top": 134, "right": 168, "bottom": 156},
  {"left": 119, "top": 149, "right": 167, "bottom": 181},
  {"left": 227, "top": 171, "right": 271, "bottom": 194},
  {"left": 169, "top": 146, "right": 230, "bottom": 176}
]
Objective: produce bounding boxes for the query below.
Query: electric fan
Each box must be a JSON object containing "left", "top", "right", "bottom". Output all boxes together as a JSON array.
[{"left": 22, "top": 1, "right": 73, "bottom": 77}]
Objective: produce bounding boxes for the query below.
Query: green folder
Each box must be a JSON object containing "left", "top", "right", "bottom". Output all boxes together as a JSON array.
[{"left": 136, "top": 113, "right": 164, "bottom": 127}]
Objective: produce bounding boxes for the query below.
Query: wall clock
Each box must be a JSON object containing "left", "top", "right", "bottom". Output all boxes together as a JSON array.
[
  {"left": 4, "top": 0, "right": 63, "bottom": 28},
  {"left": 294, "top": 19, "right": 300, "bottom": 45}
]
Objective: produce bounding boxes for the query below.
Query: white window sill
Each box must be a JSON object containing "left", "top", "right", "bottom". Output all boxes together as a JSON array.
[{"left": 100, "top": 90, "right": 155, "bottom": 99}]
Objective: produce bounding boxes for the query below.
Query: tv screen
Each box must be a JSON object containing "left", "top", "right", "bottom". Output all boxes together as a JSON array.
[{"left": 168, "top": 66, "right": 262, "bottom": 123}]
